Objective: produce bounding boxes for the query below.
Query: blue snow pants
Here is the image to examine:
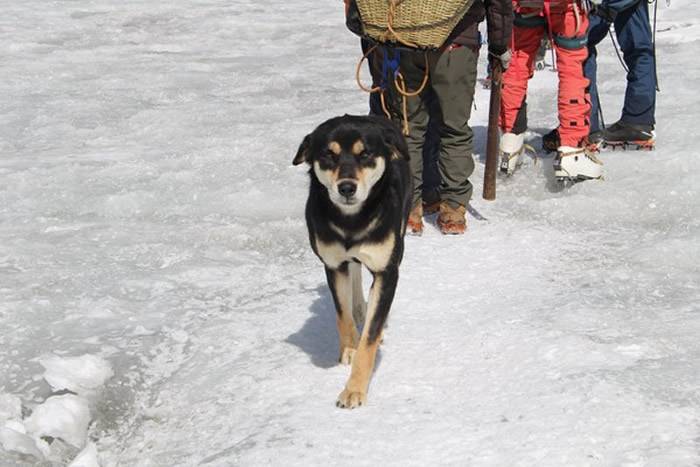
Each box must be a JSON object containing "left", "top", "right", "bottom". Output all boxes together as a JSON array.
[{"left": 585, "top": 0, "right": 656, "bottom": 132}]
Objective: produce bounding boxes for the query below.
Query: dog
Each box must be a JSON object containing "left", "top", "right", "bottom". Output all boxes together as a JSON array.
[{"left": 293, "top": 115, "right": 412, "bottom": 408}]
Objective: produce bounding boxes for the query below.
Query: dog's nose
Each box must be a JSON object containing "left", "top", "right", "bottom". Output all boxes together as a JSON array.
[{"left": 338, "top": 181, "right": 357, "bottom": 198}]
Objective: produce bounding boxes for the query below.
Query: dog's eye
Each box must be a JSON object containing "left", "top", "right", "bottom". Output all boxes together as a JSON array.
[
  {"left": 358, "top": 151, "right": 371, "bottom": 162},
  {"left": 318, "top": 151, "right": 336, "bottom": 166}
]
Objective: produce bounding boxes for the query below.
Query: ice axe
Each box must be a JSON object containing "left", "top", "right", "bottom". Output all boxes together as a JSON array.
[{"left": 482, "top": 61, "right": 502, "bottom": 201}]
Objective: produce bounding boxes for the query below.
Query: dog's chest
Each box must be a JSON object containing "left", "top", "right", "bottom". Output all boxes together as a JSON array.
[{"left": 314, "top": 233, "right": 395, "bottom": 272}]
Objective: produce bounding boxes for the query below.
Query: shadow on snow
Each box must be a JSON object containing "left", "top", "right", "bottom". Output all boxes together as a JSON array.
[{"left": 286, "top": 283, "right": 383, "bottom": 371}]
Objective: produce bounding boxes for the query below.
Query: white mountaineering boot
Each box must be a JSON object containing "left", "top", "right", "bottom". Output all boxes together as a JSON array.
[
  {"left": 553, "top": 146, "right": 604, "bottom": 181},
  {"left": 499, "top": 132, "right": 525, "bottom": 175}
]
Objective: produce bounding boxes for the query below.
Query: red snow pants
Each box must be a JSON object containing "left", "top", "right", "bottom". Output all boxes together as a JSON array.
[{"left": 500, "top": 1, "right": 591, "bottom": 148}]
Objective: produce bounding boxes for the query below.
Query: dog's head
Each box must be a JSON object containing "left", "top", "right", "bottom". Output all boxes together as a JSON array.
[{"left": 293, "top": 116, "right": 404, "bottom": 214}]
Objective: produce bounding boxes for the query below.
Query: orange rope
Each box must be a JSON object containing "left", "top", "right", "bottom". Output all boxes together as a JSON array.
[
  {"left": 379, "top": 91, "right": 391, "bottom": 120},
  {"left": 394, "top": 73, "right": 413, "bottom": 135},
  {"left": 393, "top": 54, "right": 429, "bottom": 98},
  {"left": 353, "top": 1, "right": 433, "bottom": 136},
  {"left": 385, "top": 0, "right": 418, "bottom": 48},
  {"left": 355, "top": 45, "right": 382, "bottom": 93},
  {"left": 573, "top": 1, "right": 581, "bottom": 36},
  {"left": 400, "top": 87, "right": 409, "bottom": 135},
  {"left": 355, "top": 45, "right": 392, "bottom": 121}
]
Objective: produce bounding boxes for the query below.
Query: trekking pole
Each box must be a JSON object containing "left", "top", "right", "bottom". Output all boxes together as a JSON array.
[{"left": 482, "top": 61, "right": 502, "bottom": 201}]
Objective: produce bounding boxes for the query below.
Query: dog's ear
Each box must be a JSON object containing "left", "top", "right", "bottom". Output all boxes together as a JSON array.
[
  {"left": 381, "top": 125, "right": 408, "bottom": 161},
  {"left": 293, "top": 134, "right": 311, "bottom": 166}
]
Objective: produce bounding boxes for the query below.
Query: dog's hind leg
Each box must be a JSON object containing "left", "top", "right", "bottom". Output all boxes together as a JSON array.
[
  {"left": 349, "top": 261, "right": 366, "bottom": 328},
  {"left": 336, "top": 267, "right": 398, "bottom": 409},
  {"left": 325, "top": 265, "right": 360, "bottom": 365}
]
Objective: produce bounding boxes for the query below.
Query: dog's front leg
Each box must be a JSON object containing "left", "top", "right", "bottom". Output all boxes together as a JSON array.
[
  {"left": 325, "top": 265, "right": 359, "bottom": 365},
  {"left": 349, "top": 261, "right": 366, "bottom": 325},
  {"left": 336, "top": 267, "right": 398, "bottom": 409}
]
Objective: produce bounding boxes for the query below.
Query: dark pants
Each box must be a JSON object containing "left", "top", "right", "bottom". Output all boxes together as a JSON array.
[
  {"left": 363, "top": 41, "right": 441, "bottom": 203},
  {"left": 420, "top": 94, "right": 441, "bottom": 204},
  {"left": 385, "top": 46, "right": 478, "bottom": 209},
  {"left": 586, "top": 0, "right": 656, "bottom": 132}
]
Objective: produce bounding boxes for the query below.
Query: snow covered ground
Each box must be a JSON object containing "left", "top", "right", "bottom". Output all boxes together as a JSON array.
[{"left": 1, "top": 1, "right": 698, "bottom": 465}]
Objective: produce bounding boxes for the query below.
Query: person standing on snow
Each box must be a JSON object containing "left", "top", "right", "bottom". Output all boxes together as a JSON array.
[
  {"left": 344, "top": 0, "right": 444, "bottom": 212},
  {"left": 383, "top": 0, "right": 512, "bottom": 235},
  {"left": 542, "top": 0, "right": 657, "bottom": 150},
  {"left": 586, "top": 0, "right": 657, "bottom": 148},
  {"left": 499, "top": 0, "right": 604, "bottom": 181}
]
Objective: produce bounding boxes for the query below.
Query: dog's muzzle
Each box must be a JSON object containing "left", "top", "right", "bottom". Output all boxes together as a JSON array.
[{"left": 337, "top": 181, "right": 357, "bottom": 199}]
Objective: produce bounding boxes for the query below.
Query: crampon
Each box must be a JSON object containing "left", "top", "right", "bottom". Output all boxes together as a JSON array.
[
  {"left": 553, "top": 146, "right": 604, "bottom": 183},
  {"left": 500, "top": 143, "right": 536, "bottom": 176},
  {"left": 603, "top": 139, "right": 655, "bottom": 151},
  {"left": 437, "top": 218, "right": 466, "bottom": 235}
]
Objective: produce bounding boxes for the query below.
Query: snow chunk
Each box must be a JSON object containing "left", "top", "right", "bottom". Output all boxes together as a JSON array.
[
  {"left": 0, "top": 423, "right": 46, "bottom": 459},
  {"left": 4, "top": 420, "right": 26, "bottom": 434},
  {"left": 131, "top": 325, "right": 155, "bottom": 336},
  {"left": 69, "top": 442, "right": 101, "bottom": 467},
  {"left": 170, "top": 329, "right": 189, "bottom": 343},
  {"left": 25, "top": 395, "right": 91, "bottom": 448},
  {"left": 39, "top": 354, "right": 114, "bottom": 394},
  {"left": 0, "top": 393, "right": 22, "bottom": 422}
]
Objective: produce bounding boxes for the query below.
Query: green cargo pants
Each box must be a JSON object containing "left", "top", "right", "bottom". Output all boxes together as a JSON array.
[{"left": 385, "top": 45, "right": 478, "bottom": 209}]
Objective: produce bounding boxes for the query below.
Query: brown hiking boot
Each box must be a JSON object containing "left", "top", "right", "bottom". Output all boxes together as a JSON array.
[
  {"left": 422, "top": 187, "right": 441, "bottom": 215},
  {"left": 423, "top": 199, "right": 441, "bottom": 215},
  {"left": 407, "top": 204, "right": 423, "bottom": 236},
  {"left": 437, "top": 202, "right": 466, "bottom": 235}
]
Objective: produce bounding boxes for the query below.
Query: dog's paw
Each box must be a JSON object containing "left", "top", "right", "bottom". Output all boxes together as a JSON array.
[
  {"left": 336, "top": 389, "right": 367, "bottom": 409},
  {"left": 339, "top": 347, "right": 356, "bottom": 365}
]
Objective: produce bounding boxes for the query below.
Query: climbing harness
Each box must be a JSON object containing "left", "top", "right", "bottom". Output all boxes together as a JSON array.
[
  {"left": 355, "top": 45, "right": 429, "bottom": 135},
  {"left": 351, "top": 0, "right": 473, "bottom": 135}
]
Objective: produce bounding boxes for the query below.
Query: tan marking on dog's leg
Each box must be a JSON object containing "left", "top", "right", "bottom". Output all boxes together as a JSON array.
[
  {"left": 332, "top": 270, "right": 359, "bottom": 365},
  {"left": 337, "top": 314, "right": 358, "bottom": 365},
  {"left": 339, "top": 346, "right": 356, "bottom": 366},
  {"left": 336, "top": 276, "right": 382, "bottom": 409},
  {"left": 349, "top": 262, "right": 366, "bottom": 326}
]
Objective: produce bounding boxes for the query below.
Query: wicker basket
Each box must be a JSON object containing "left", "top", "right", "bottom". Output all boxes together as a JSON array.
[{"left": 356, "top": 0, "right": 476, "bottom": 49}]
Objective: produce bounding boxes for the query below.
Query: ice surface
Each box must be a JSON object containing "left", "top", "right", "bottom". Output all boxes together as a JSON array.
[
  {"left": 0, "top": 394, "right": 22, "bottom": 423},
  {"left": 24, "top": 395, "right": 91, "bottom": 449},
  {"left": 68, "top": 443, "right": 101, "bottom": 467},
  {"left": 0, "top": 423, "right": 46, "bottom": 460},
  {"left": 0, "top": 0, "right": 698, "bottom": 466},
  {"left": 39, "top": 354, "right": 114, "bottom": 395}
]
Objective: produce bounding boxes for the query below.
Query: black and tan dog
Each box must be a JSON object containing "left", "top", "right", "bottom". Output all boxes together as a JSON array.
[{"left": 293, "top": 115, "right": 412, "bottom": 408}]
